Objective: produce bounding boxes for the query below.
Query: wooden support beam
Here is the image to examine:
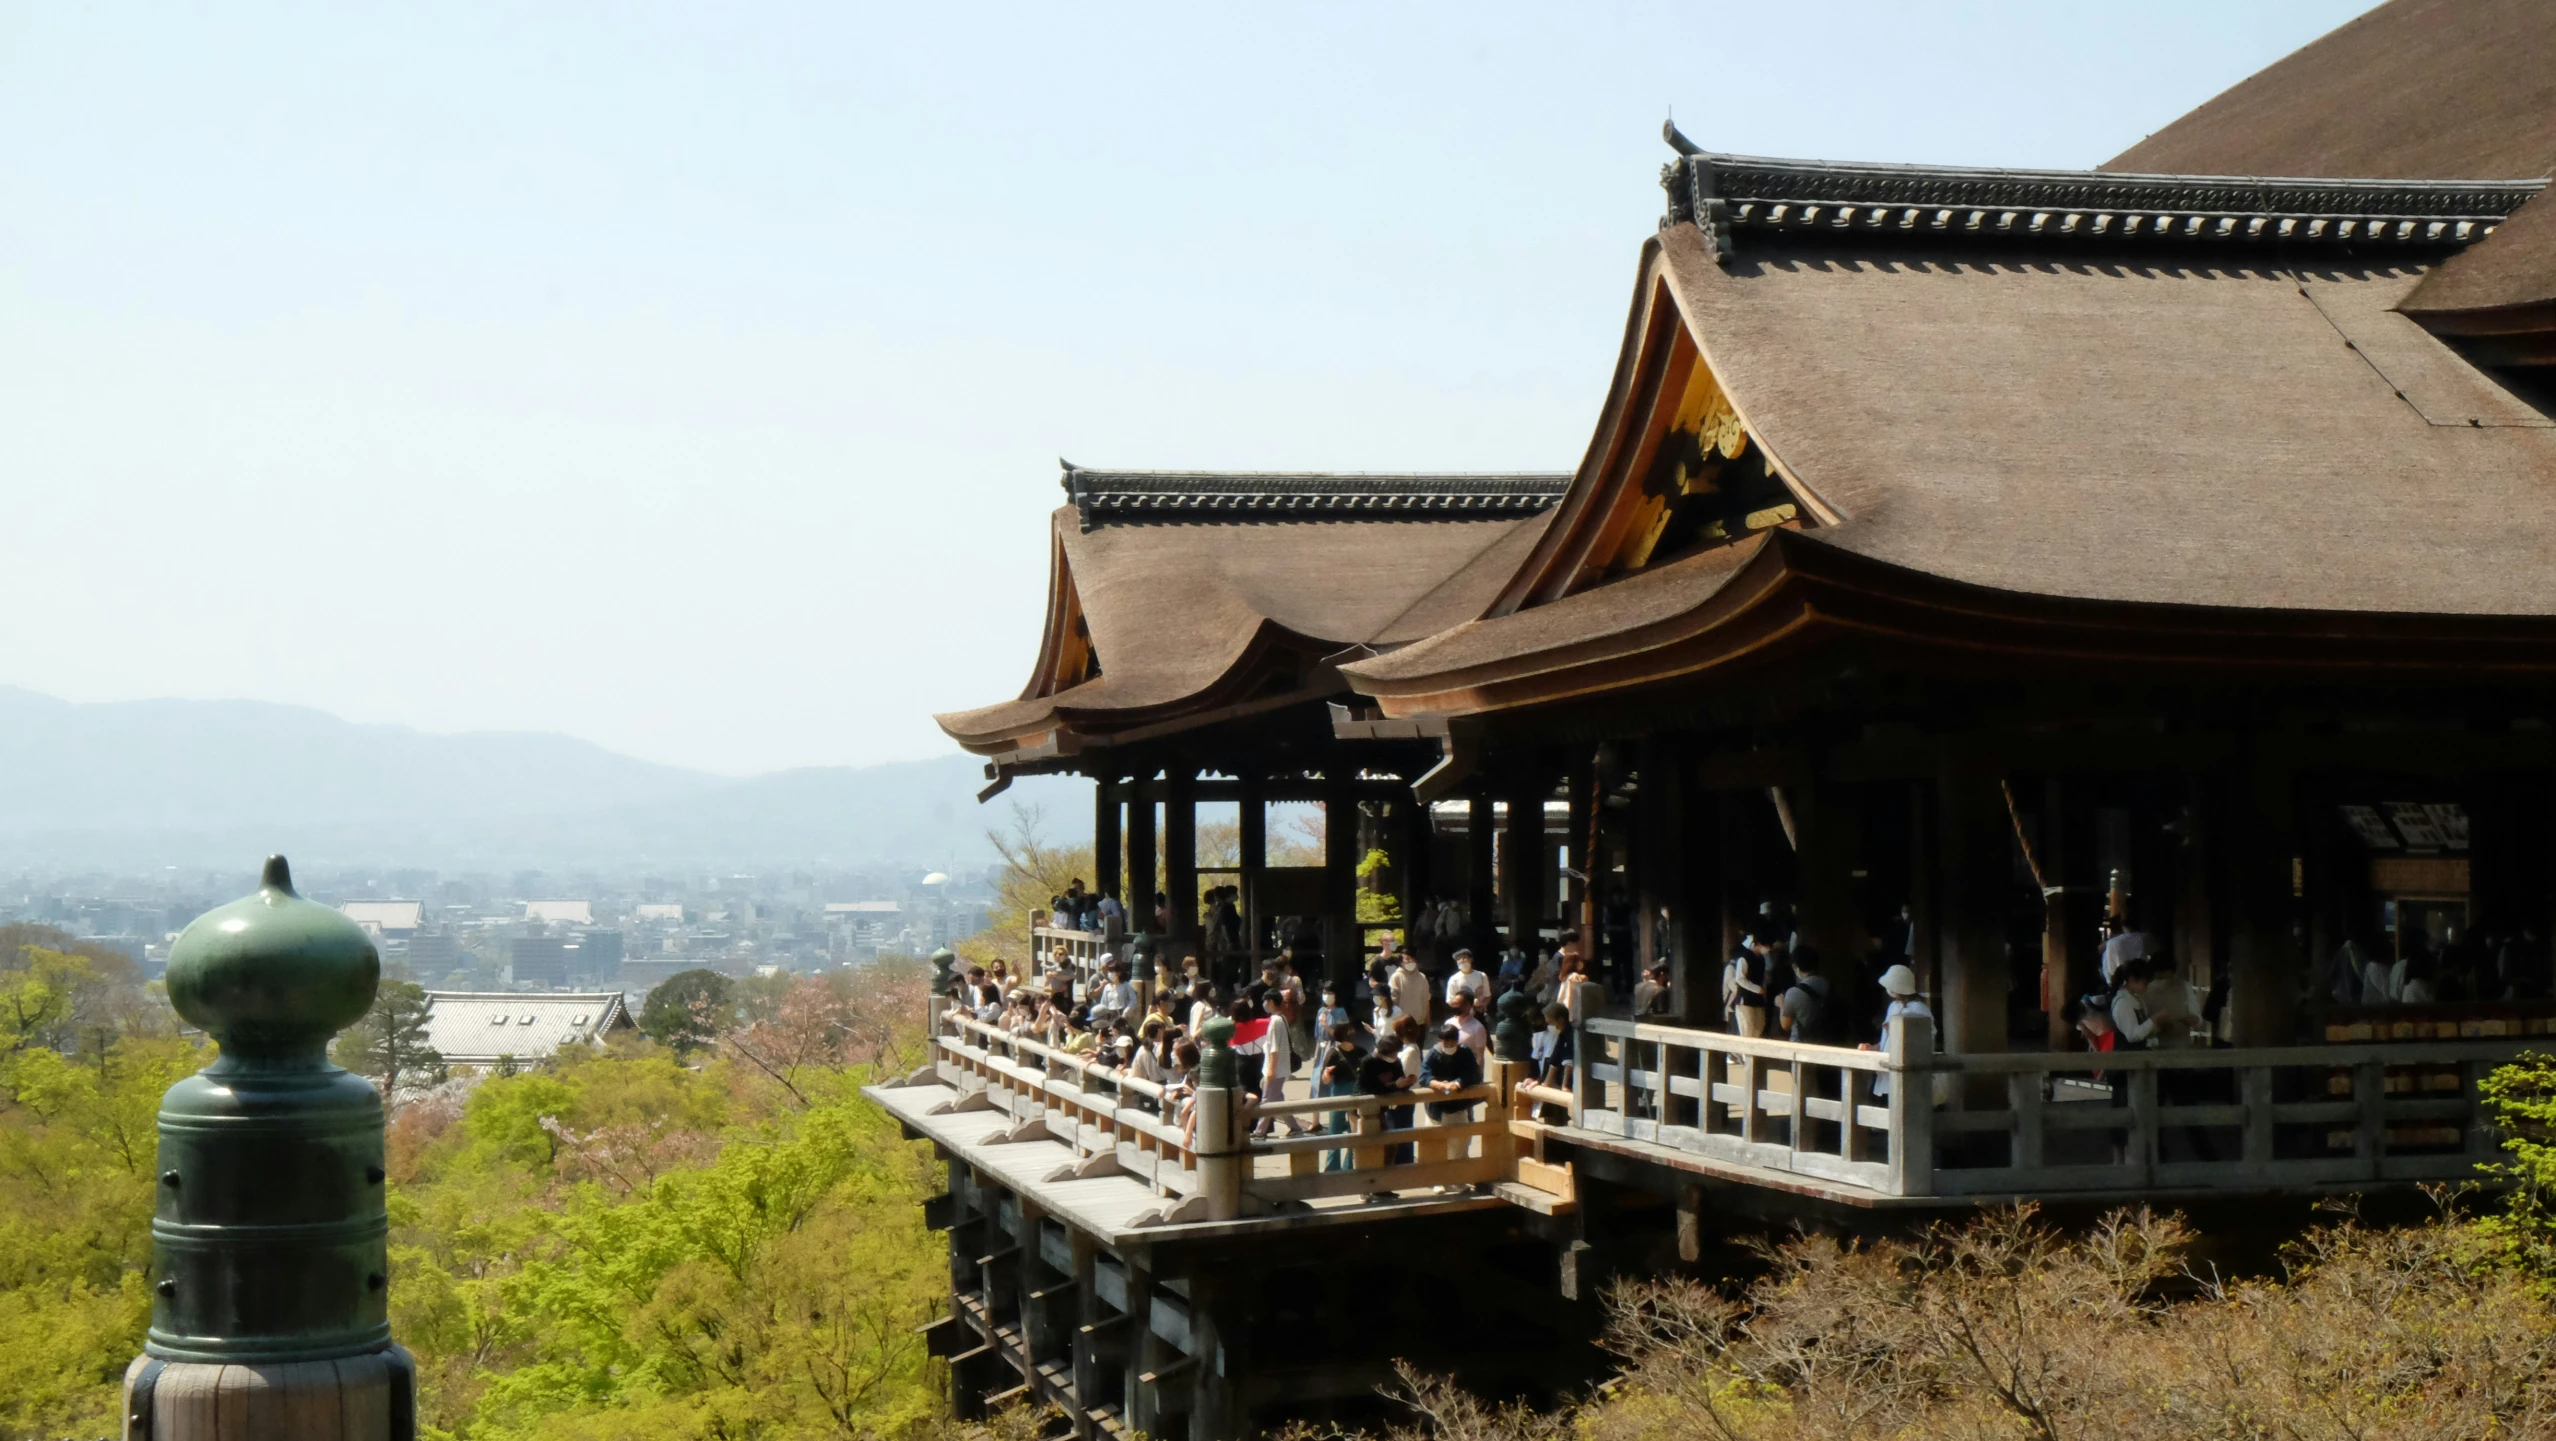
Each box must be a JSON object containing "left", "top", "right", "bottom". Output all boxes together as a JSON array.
[
  {"left": 1126, "top": 775, "right": 1158, "bottom": 936},
  {"left": 1907, "top": 779, "right": 1940, "bottom": 1005},
  {"left": 1324, "top": 771, "right": 1362, "bottom": 991},
  {"left": 1667, "top": 751, "right": 1719, "bottom": 1027},
  {"left": 1468, "top": 794, "right": 1498, "bottom": 963},
  {"left": 1503, "top": 776, "right": 1548, "bottom": 960},
  {"left": 1238, "top": 775, "right": 1266, "bottom": 967},
  {"left": 1795, "top": 775, "right": 1868, "bottom": 1000},
  {"left": 1396, "top": 795, "right": 1431, "bottom": 951},
  {"left": 1095, "top": 777, "right": 1123, "bottom": 917},
  {"left": 1716, "top": 787, "right": 1759, "bottom": 958},
  {"left": 2040, "top": 778, "right": 2100, "bottom": 1049},
  {"left": 1936, "top": 763, "right": 2010, "bottom": 1063},
  {"left": 1165, "top": 770, "right": 1198, "bottom": 942},
  {"left": 2224, "top": 738, "right": 2300, "bottom": 1048},
  {"left": 1567, "top": 753, "right": 1596, "bottom": 957}
]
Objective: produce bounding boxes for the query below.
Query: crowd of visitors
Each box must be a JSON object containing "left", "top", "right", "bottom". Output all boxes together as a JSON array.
[
  {"left": 941, "top": 927, "right": 1607, "bottom": 1195},
  {"left": 2325, "top": 923, "right": 2547, "bottom": 1009}
]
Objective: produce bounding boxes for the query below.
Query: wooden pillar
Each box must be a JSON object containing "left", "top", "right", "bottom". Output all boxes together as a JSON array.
[
  {"left": 1795, "top": 776, "right": 1868, "bottom": 997},
  {"left": 1633, "top": 740, "right": 1671, "bottom": 977},
  {"left": 1323, "top": 770, "right": 1362, "bottom": 990},
  {"left": 1502, "top": 777, "right": 1547, "bottom": 960},
  {"left": 1668, "top": 751, "right": 1719, "bottom": 1027},
  {"left": 1907, "top": 779, "right": 1940, "bottom": 1004},
  {"left": 2224, "top": 740, "right": 2300, "bottom": 1047},
  {"left": 1397, "top": 797, "right": 1431, "bottom": 956},
  {"left": 1095, "top": 777, "right": 1123, "bottom": 920},
  {"left": 1936, "top": 765, "right": 2010, "bottom": 1058},
  {"left": 1238, "top": 776, "right": 1266, "bottom": 966},
  {"left": 2041, "top": 778, "right": 2100, "bottom": 1048},
  {"left": 1066, "top": 1233, "right": 1101, "bottom": 1440},
  {"left": 2297, "top": 772, "right": 2337, "bottom": 1014},
  {"left": 1185, "top": 1271, "right": 1247, "bottom": 1441},
  {"left": 1124, "top": 1261, "right": 1161, "bottom": 1438},
  {"left": 1468, "top": 794, "right": 1497, "bottom": 960},
  {"left": 1126, "top": 774, "right": 1158, "bottom": 935},
  {"left": 1567, "top": 754, "right": 1597, "bottom": 952},
  {"left": 2173, "top": 776, "right": 2218, "bottom": 1021},
  {"left": 1716, "top": 787, "right": 1759, "bottom": 956},
  {"left": 1165, "top": 770, "right": 1198, "bottom": 943}
]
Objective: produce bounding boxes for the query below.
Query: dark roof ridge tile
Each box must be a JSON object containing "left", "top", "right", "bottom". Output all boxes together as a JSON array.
[
  {"left": 1658, "top": 126, "right": 2546, "bottom": 264},
  {"left": 1057, "top": 464, "right": 1572, "bottom": 530}
]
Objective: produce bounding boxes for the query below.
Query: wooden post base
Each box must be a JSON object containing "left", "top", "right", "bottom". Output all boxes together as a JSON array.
[{"left": 124, "top": 1347, "right": 414, "bottom": 1441}]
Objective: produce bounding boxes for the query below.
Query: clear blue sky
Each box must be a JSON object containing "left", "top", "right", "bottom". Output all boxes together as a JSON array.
[{"left": 0, "top": 2, "right": 2370, "bottom": 776}]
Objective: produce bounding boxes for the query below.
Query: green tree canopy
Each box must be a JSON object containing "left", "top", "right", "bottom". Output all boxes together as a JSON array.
[{"left": 638, "top": 969, "right": 734, "bottom": 1054}]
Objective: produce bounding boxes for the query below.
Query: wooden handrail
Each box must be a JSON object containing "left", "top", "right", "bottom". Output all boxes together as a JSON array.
[
  {"left": 1251, "top": 1083, "right": 1498, "bottom": 1119},
  {"left": 943, "top": 1011, "right": 1170, "bottom": 1100},
  {"left": 1583, "top": 1016, "right": 1896, "bottom": 1069}
]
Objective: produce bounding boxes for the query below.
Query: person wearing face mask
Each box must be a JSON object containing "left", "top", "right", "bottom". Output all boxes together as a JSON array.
[
  {"left": 1389, "top": 950, "right": 1433, "bottom": 1030},
  {"left": 1444, "top": 949, "right": 1491, "bottom": 1013},
  {"left": 1419, "top": 1021, "right": 1486, "bottom": 1177}
]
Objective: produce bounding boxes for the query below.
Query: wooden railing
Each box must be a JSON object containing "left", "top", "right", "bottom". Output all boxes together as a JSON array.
[
  {"left": 1579, "top": 1014, "right": 1933, "bottom": 1195},
  {"left": 933, "top": 1007, "right": 1199, "bottom": 1202},
  {"left": 929, "top": 1000, "right": 1564, "bottom": 1222},
  {"left": 1576, "top": 1013, "right": 2533, "bottom": 1199},
  {"left": 1028, "top": 915, "right": 1111, "bottom": 999}
]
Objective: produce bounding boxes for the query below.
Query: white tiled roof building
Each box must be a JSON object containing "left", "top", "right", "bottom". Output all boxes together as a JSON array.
[{"left": 420, "top": 991, "right": 634, "bottom": 1066}]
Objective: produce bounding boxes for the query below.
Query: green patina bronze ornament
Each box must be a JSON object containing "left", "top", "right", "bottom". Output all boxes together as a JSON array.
[
  {"left": 1493, "top": 987, "right": 1536, "bottom": 1062},
  {"left": 929, "top": 946, "right": 958, "bottom": 994},
  {"left": 150, "top": 855, "right": 398, "bottom": 1365},
  {"left": 1196, "top": 1012, "right": 1236, "bottom": 1090},
  {"left": 1126, "top": 930, "right": 1157, "bottom": 986}
]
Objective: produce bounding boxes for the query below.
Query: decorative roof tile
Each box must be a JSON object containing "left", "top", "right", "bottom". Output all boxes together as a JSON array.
[
  {"left": 1060, "top": 464, "right": 1570, "bottom": 530},
  {"left": 1660, "top": 124, "right": 2546, "bottom": 263}
]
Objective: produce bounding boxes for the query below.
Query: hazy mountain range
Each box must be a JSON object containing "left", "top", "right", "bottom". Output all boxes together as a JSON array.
[{"left": 0, "top": 687, "right": 1085, "bottom": 872}]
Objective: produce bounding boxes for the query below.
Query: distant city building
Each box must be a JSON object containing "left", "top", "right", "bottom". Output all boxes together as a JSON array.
[
  {"left": 421, "top": 991, "right": 633, "bottom": 1066},
  {"left": 566, "top": 928, "right": 624, "bottom": 980},
  {"left": 509, "top": 935, "right": 568, "bottom": 988},
  {"left": 340, "top": 901, "right": 424, "bottom": 937},
  {"left": 405, "top": 930, "right": 460, "bottom": 976},
  {"left": 523, "top": 900, "right": 593, "bottom": 926},
  {"left": 632, "top": 903, "right": 685, "bottom": 923}
]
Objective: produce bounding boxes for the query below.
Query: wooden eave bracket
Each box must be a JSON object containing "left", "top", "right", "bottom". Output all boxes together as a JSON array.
[
  {"left": 984, "top": 1117, "right": 1055, "bottom": 1145},
  {"left": 928, "top": 1089, "right": 1000, "bottom": 1118},
  {"left": 1129, "top": 1194, "right": 1216, "bottom": 1229},
  {"left": 1412, "top": 726, "right": 1482, "bottom": 804},
  {"left": 1045, "top": 1151, "right": 1128, "bottom": 1184}
]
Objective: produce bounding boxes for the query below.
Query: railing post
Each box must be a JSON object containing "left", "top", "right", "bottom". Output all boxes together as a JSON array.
[
  {"left": 2355, "top": 1058, "right": 2387, "bottom": 1180},
  {"left": 2009, "top": 1069, "right": 2044, "bottom": 1171},
  {"left": 1194, "top": 1016, "right": 1244, "bottom": 1221},
  {"left": 2241, "top": 1065, "right": 2274, "bottom": 1167},
  {"left": 2127, "top": 1066, "right": 2160, "bottom": 1184},
  {"left": 1739, "top": 1052, "right": 1768, "bottom": 1145},
  {"left": 127, "top": 855, "right": 417, "bottom": 1441},
  {"left": 1571, "top": 1017, "right": 1600, "bottom": 1124},
  {"left": 1884, "top": 1011, "right": 1935, "bottom": 1197},
  {"left": 1492, "top": 990, "right": 1534, "bottom": 1171}
]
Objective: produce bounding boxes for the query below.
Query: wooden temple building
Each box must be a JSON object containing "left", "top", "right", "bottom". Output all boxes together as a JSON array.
[{"left": 865, "top": 2, "right": 2556, "bottom": 1434}]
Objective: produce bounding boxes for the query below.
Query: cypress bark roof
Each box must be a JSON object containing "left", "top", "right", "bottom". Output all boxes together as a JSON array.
[
  {"left": 1342, "top": 220, "right": 2556, "bottom": 712},
  {"left": 2103, "top": 0, "right": 2556, "bottom": 336},
  {"left": 933, "top": 477, "right": 1560, "bottom": 757}
]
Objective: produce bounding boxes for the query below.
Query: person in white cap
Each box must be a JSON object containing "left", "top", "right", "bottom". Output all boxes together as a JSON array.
[{"left": 1862, "top": 963, "right": 1934, "bottom": 1096}]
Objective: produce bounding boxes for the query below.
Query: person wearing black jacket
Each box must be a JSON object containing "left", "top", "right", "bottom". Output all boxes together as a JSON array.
[
  {"left": 1419, "top": 1023, "right": 1484, "bottom": 1169},
  {"left": 1356, "top": 1031, "right": 1415, "bottom": 1167},
  {"left": 1316, "top": 1022, "right": 1366, "bottom": 1173}
]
